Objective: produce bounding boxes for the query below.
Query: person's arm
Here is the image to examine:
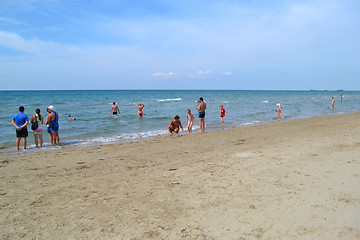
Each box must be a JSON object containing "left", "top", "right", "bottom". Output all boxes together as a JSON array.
[
  {"left": 31, "top": 115, "right": 35, "bottom": 123},
  {"left": 180, "top": 122, "right": 184, "bottom": 132},
  {"left": 46, "top": 114, "right": 51, "bottom": 125},
  {"left": 12, "top": 120, "right": 19, "bottom": 130},
  {"left": 13, "top": 120, "right": 28, "bottom": 130},
  {"left": 168, "top": 123, "right": 172, "bottom": 134},
  {"left": 41, "top": 116, "right": 44, "bottom": 124}
]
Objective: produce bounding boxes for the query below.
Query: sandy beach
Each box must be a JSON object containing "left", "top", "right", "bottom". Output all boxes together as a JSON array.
[{"left": 1, "top": 113, "right": 360, "bottom": 239}]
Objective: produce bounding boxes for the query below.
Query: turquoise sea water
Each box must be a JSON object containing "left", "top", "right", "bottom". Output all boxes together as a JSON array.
[{"left": 1, "top": 90, "right": 359, "bottom": 154}]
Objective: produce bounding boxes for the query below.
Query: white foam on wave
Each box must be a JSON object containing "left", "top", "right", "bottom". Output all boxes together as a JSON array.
[
  {"left": 157, "top": 98, "right": 182, "bottom": 102},
  {"left": 262, "top": 100, "right": 269, "bottom": 103},
  {"left": 240, "top": 120, "right": 262, "bottom": 126},
  {"left": 81, "top": 129, "right": 169, "bottom": 145}
]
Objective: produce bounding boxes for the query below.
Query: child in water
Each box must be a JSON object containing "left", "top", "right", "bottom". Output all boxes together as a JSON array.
[
  {"left": 276, "top": 103, "right": 282, "bottom": 121},
  {"left": 186, "top": 109, "right": 195, "bottom": 134}
]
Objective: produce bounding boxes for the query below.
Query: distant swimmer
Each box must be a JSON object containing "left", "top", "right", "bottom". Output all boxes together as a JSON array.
[
  {"left": 331, "top": 97, "right": 335, "bottom": 110},
  {"left": 276, "top": 103, "right": 282, "bottom": 121},
  {"left": 137, "top": 103, "right": 145, "bottom": 118},
  {"left": 168, "top": 115, "right": 184, "bottom": 135},
  {"left": 110, "top": 102, "right": 120, "bottom": 116},
  {"left": 68, "top": 114, "right": 76, "bottom": 120},
  {"left": 186, "top": 109, "right": 195, "bottom": 134},
  {"left": 220, "top": 104, "right": 225, "bottom": 125},
  {"left": 340, "top": 95, "right": 344, "bottom": 102}
]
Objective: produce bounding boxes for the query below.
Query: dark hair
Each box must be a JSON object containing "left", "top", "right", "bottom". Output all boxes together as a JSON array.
[
  {"left": 174, "top": 115, "right": 180, "bottom": 119},
  {"left": 35, "top": 108, "right": 41, "bottom": 121},
  {"left": 113, "top": 102, "right": 116, "bottom": 105},
  {"left": 19, "top": 106, "right": 25, "bottom": 112},
  {"left": 199, "top": 97, "right": 203, "bottom": 101}
]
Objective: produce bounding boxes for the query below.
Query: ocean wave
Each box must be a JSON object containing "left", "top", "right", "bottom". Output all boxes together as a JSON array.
[
  {"left": 85, "top": 129, "right": 168, "bottom": 144},
  {"left": 240, "top": 120, "right": 262, "bottom": 126},
  {"left": 157, "top": 98, "right": 182, "bottom": 102}
]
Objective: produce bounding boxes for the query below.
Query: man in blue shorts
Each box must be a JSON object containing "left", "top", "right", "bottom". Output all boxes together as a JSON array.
[
  {"left": 196, "top": 97, "right": 207, "bottom": 132},
  {"left": 12, "top": 106, "right": 29, "bottom": 150}
]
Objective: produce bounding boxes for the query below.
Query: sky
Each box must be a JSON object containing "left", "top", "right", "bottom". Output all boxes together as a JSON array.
[{"left": 0, "top": 0, "right": 359, "bottom": 90}]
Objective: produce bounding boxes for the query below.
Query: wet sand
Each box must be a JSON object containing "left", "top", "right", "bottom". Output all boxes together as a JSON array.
[{"left": 1, "top": 112, "right": 360, "bottom": 239}]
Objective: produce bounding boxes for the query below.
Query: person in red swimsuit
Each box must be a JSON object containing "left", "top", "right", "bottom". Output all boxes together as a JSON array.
[
  {"left": 220, "top": 105, "right": 225, "bottom": 125},
  {"left": 137, "top": 103, "right": 144, "bottom": 118}
]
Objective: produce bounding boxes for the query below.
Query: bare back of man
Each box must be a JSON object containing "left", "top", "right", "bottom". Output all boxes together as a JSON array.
[
  {"left": 110, "top": 102, "right": 120, "bottom": 116},
  {"left": 168, "top": 116, "right": 184, "bottom": 135}
]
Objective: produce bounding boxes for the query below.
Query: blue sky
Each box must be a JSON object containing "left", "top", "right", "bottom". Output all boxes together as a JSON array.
[{"left": 0, "top": 0, "right": 359, "bottom": 90}]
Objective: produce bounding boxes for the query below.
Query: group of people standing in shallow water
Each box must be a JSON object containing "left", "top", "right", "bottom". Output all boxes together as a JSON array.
[
  {"left": 11, "top": 95, "right": 342, "bottom": 150},
  {"left": 11, "top": 105, "right": 59, "bottom": 150}
]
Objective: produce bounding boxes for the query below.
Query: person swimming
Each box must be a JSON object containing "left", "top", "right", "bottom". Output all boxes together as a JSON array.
[{"left": 68, "top": 114, "right": 76, "bottom": 120}]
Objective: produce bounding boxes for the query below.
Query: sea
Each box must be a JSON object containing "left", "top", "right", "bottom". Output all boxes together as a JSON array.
[{"left": 1, "top": 90, "right": 359, "bottom": 155}]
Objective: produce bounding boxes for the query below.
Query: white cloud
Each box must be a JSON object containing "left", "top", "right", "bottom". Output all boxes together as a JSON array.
[
  {"left": 152, "top": 72, "right": 176, "bottom": 78},
  {"left": 197, "top": 70, "right": 211, "bottom": 75},
  {"left": 224, "top": 72, "right": 232, "bottom": 76},
  {"left": 0, "top": 30, "right": 66, "bottom": 56}
]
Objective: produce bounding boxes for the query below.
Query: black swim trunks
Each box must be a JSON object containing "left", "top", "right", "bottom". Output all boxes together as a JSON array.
[
  {"left": 198, "top": 112, "right": 205, "bottom": 118},
  {"left": 16, "top": 128, "right": 28, "bottom": 138},
  {"left": 112, "top": 111, "right": 118, "bottom": 115}
]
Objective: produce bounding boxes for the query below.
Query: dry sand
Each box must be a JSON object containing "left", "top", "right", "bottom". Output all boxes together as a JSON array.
[{"left": 1, "top": 113, "right": 360, "bottom": 239}]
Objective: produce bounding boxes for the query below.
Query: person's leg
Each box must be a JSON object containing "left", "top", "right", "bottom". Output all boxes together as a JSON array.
[
  {"left": 51, "top": 132, "right": 56, "bottom": 145},
  {"left": 34, "top": 133, "right": 39, "bottom": 147},
  {"left": 39, "top": 133, "right": 43, "bottom": 147},
  {"left": 55, "top": 131, "right": 59, "bottom": 144},
  {"left": 16, "top": 137, "right": 20, "bottom": 150},
  {"left": 168, "top": 126, "right": 174, "bottom": 135},
  {"left": 201, "top": 118, "right": 205, "bottom": 131},
  {"left": 48, "top": 133, "right": 52, "bottom": 145},
  {"left": 23, "top": 137, "right": 27, "bottom": 150}
]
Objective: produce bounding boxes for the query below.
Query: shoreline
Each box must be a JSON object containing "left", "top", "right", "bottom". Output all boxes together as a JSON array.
[
  {"left": 0, "top": 110, "right": 351, "bottom": 156},
  {"left": 1, "top": 112, "right": 360, "bottom": 239}
]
